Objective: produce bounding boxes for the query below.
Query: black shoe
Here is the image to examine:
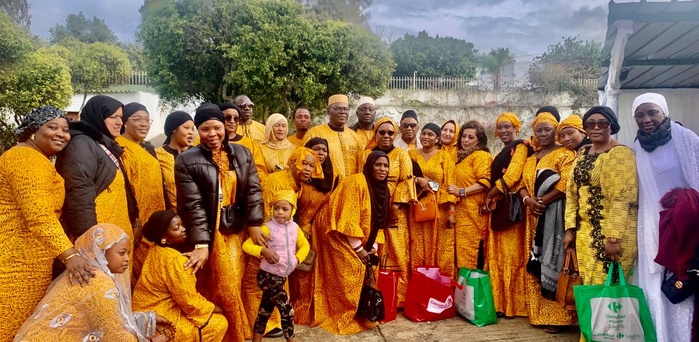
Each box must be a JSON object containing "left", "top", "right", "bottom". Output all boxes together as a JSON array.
[{"left": 264, "top": 328, "right": 283, "bottom": 338}]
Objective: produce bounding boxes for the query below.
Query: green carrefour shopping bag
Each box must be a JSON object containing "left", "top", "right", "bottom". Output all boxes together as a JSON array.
[
  {"left": 454, "top": 267, "right": 497, "bottom": 327},
  {"left": 573, "top": 262, "right": 657, "bottom": 342}
]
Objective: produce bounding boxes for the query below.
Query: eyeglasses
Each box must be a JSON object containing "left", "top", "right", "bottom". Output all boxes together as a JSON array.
[
  {"left": 225, "top": 115, "right": 240, "bottom": 123},
  {"left": 238, "top": 103, "right": 254, "bottom": 109},
  {"left": 330, "top": 106, "right": 349, "bottom": 112},
  {"left": 130, "top": 117, "right": 153, "bottom": 124},
  {"left": 584, "top": 121, "right": 611, "bottom": 130},
  {"left": 377, "top": 130, "right": 395, "bottom": 137},
  {"left": 401, "top": 123, "right": 418, "bottom": 129}
]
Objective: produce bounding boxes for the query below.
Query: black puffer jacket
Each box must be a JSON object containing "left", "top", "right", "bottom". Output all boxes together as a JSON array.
[
  {"left": 56, "top": 121, "right": 138, "bottom": 237},
  {"left": 175, "top": 142, "right": 264, "bottom": 245}
]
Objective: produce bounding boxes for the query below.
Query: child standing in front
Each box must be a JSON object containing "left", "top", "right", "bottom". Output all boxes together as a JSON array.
[{"left": 242, "top": 190, "right": 310, "bottom": 342}]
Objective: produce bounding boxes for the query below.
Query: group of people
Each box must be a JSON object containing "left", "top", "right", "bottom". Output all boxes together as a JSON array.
[{"left": 0, "top": 90, "right": 697, "bottom": 342}]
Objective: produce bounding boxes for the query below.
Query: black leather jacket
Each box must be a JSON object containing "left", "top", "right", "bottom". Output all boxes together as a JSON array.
[{"left": 175, "top": 142, "right": 263, "bottom": 245}]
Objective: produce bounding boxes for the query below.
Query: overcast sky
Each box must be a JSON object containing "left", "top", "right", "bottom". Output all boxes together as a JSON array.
[{"left": 27, "top": 0, "right": 643, "bottom": 59}]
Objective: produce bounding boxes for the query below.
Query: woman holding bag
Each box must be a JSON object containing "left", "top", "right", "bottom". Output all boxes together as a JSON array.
[{"left": 481, "top": 112, "right": 531, "bottom": 318}]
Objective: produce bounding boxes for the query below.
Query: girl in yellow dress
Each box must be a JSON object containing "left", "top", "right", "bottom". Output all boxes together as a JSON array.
[
  {"left": 481, "top": 112, "right": 531, "bottom": 317},
  {"left": 156, "top": 111, "right": 195, "bottom": 212},
  {"left": 259, "top": 114, "right": 297, "bottom": 174},
  {"left": 0, "top": 107, "right": 95, "bottom": 341},
  {"left": 133, "top": 210, "right": 228, "bottom": 342},
  {"left": 408, "top": 123, "right": 457, "bottom": 278},
  {"left": 518, "top": 113, "right": 576, "bottom": 333},
  {"left": 446, "top": 121, "right": 493, "bottom": 270}
]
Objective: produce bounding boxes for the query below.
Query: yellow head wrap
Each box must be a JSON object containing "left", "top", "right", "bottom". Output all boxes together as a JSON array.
[
  {"left": 440, "top": 120, "right": 460, "bottom": 148},
  {"left": 287, "top": 146, "right": 324, "bottom": 179},
  {"left": 327, "top": 94, "right": 349, "bottom": 107},
  {"left": 365, "top": 117, "right": 398, "bottom": 150},
  {"left": 268, "top": 189, "right": 298, "bottom": 217},
  {"left": 531, "top": 112, "right": 559, "bottom": 150},
  {"left": 558, "top": 115, "right": 585, "bottom": 135},
  {"left": 262, "top": 113, "right": 292, "bottom": 149},
  {"left": 494, "top": 112, "right": 521, "bottom": 137}
]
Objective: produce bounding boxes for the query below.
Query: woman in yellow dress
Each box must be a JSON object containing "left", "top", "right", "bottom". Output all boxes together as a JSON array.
[
  {"left": 0, "top": 107, "right": 96, "bottom": 340},
  {"left": 312, "top": 151, "right": 390, "bottom": 334},
  {"left": 481, "top": 112, "right": 531, "bottom": 317},
  {"left": 14, "top": 224, "right": 167, "bottom": 342},
  {"left": 518, "top": 112, "right": 576, "bottom": 333},
  {"left": 220, "top": 103, "right": 268, "bottom": 184},
  {"left": 116, "top": 103, "right": 166, "bottom": 282},
  {"left": 409, "top": 123, "right": 457, "bottom": 278},
  {"left": 439, "top": 119, "right": 459, "bottom": 161},
  {"left": 360, "top": 117, "right": 415, "bottom": 307},
  {"left": 241, "top": 147, "right": 320, "bottom": 338},
  {"left": 446, "top": 121, "right": 493, "bottom": 270},
  {"left": 156, "top": 111, "right": 195, "bottom": 212},
  {"left": 175, "top": 103, "right": 264, "bottom": 342},
  {"left": 133, "top": 210, "right": 228, "bottom": 342},
  {"left": 290, "top": 138, "right": 338, "bottom": 325},
  {"left": 259, "top": 114, "right": 297, "bottom": 174}
]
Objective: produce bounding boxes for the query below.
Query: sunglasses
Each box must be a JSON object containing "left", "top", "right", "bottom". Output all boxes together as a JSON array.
[
  {"left": 377, "top": 130, "right": 395, "bottom": 137},
  {"left": 238, "top": 103, "right": 254, "bottom": 109},
  {"left": 225, "top": 115, "right": 240, "bottom": 123},
  {"left": 401, "top": 123, "right": 418, "bottom": 129},
  {"left": 584, "top": 121, "right": 611, "bottom": 130}
]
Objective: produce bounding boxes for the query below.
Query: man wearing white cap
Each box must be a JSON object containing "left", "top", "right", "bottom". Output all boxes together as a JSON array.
[
  {"left": 350, "top": 96, "right": 376, "bottom": 148},
  {"left": 302, "top": 94, "right": 363, "bottom": 180}
]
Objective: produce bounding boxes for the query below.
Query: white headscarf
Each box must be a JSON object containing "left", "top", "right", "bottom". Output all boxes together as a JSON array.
[{"left": 631, "top": 92, "right": 670, "bottom": 117}]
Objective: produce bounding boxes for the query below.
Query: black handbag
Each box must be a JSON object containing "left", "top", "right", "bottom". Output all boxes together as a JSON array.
[
  {"left": 356, "top": 265, "right": 385, "bottom": 322},
  {"left": 661, "top": 269, "right": 698, "bottom": 304},
  {"left": 490, "top": 179, "right": 523, "bottom": 231}
]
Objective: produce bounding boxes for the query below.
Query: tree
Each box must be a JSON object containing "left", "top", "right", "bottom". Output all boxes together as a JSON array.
[
  {"left": 299, "top": 0, "right": 372, "bottom": 27},
  {"left": 390, "top": 31, "right": 479, "bottom": 78},
  {"left": 139, "top": 0, "right": 394, "bottom": 117},
  {"left": 50, "top": 11, "right": 118, "bottom": 44},
  {"left": 1, "top": 0, "right": 31, "bottom": 29},
  {"left": 480, "top": 47, "right": 516, "bottom": 90},
  {"left": 528, "top": 36, "right": 602, "bottom": 110}
]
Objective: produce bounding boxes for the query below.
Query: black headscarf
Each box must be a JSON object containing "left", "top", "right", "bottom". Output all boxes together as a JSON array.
[
  {"left": 583, "top": 105, "right": 620, "bottom": 135},
  {"left": 422, "top": 123, "right": 441, "bottom": 138},
  {"left": 536, "top": 106, "right": 560, "bottom": 122},
  {"left": 142, "top": 209, "right": 177, "bottom": 246},
  {"left": 194, "top": 103, "right": 225, "bottom": 128},
  {"left": 363, "top": 150, "right": 391, "bottom": 234},
  {"left": 401, "top": 110, "right": 418, "bottom": 122},
  {"left": 123, "top": 102, "right": 148, "bottom": 122},
  {"left": 218, "top": 102, "right": 239, "bottom": 113},
  {"left": 163, "top": 111, "right": 193, "bottom": 145},
  {"left": 304, "top": 137, "right": 335, "bottom": 193},
  {"left": 80, "top": 95, "right": 123, "bottom": 139}
]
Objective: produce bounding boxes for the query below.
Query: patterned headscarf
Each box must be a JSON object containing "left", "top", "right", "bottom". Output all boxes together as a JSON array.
[
  {"left": 262, "top": 113, "right": 292, "bottom": 150},
  {"left": 268, "top": 189, "right": 298, "bottom": 218},
  {"left": 365, "top": 117, "right": 398, "bottom": 150},
  {"left": 16, "top": 106, "right": 68, "bottom": 142},
  {"left": 287, "top": 146, "right": 324, "bottom": 179},
  {"left": 495, "top": 112, "right": 522, "bottom": 136},
  {"left": 558, "top": 115, "right": 585, "bottom": 135},
  {"left": 531, "top": 112, "right": 559, "bottom": 150}
]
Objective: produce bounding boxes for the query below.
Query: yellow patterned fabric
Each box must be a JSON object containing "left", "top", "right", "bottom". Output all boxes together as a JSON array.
[
  {"left": 355, "top": 128, "right": 374, "bottom": 149},
  {"left": 487, "top": 143, "right": 529, "bottom": 317},
  {"left": 155, "top": 146, "right": 178, "bottom": 212},
  {"left": 198, "top": 150, "right": 249, "bottom": 342},
  {"left": 236, "top": 120, "right": 266, "bottom": 143},
  {"left": 521, "top": 146, "right": 576, "bottom": 326},
  {"left": 454, "top": 150, "right": 493, "bottom": 270},
  {"left": 259, "top": 144, "right": 297, "bottom": 174},
  {"left": 408, "top": 149, "right": 457, "bottom": 278},
  {"left": 290, "top": 182, "right": 332, "bottom": 324},
  {"left": 232, "top": 136, "right": 268, "bottom": 185},
  {"left": 241, "top": 170, "right": 300, "bottom": 336},
  {"left": 94, "top": 168, "right": 133, "bottom": 246},
  {"left": 360, "top": 147, "right": 415, "bottom": 305},
  {"left": 287, "top": 134, "right": 304, "bottom": 147},
  {"left": 302, "top": 124, "right": 363, "bottom": 180},
  {"left": 312, "top": 174, "right": 382, "bottom": 334},
  {"left": 565, "top": 146, "right": 638, "bottom": 285},
  {"left": 0, "top": 146, "right": 73, "bottom": 340},
  {"left": 440, "top": 120, "right": 460, "bottom": 161},
  {"left": 495, "top": 112, "right": 522, "bottom": 136},
  {"left": 133, "top": 245, "right": 228, "bottom": 342},
  {"left": 116, "top": 136, "right": 166, "bottom": 283}
]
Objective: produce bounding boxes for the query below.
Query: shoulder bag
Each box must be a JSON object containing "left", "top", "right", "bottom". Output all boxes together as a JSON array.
[{"left": 489, "top": 178, "right": 523, "bottom": 231}]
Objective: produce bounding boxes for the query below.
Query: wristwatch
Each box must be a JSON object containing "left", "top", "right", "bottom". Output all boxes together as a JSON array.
[{"left": 459, "top": 188, "right": 466, "bottom": 197}]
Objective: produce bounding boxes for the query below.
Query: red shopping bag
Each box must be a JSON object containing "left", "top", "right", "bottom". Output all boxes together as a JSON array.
[
  {"left": 404, "top": 267, "right": 462, "bottom": 322},
  {"left": 378, "top": 270, "right": 400, "bottom": 323}
]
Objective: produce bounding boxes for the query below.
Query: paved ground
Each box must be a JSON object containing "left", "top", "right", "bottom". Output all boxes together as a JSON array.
[{"left": 286, "top": 314, "right": 581, "bottom": 341}]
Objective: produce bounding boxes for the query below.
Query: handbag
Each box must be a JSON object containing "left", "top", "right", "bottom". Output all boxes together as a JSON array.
[
  {"left": 556, "top": 247, "right": 582, "bottom": 310},
  {"left": 356, "top": 265, "right": 385, "bottom": 322},
  {"left": 217, "top": 175, "right": 243, "bottom": 234},
  {"left": 489, "top": 179, "right": 523, "bottom": 231},
  {"left": 661, "top": 269, "right": 698, "bottom": 304},
  {"left": 412, "top": 189, "right": 438, "bottom": 222},
  {"left": 295, "top": 249, "right": 316, "bottom": 272}
]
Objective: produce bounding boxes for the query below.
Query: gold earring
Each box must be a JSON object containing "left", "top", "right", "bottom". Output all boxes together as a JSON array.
[
  {"left": 31, "top": 134, "right": 35, "bottom": 141},
  {"left": 161, "top": 238, "right": 167, "bottom": 244}
]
